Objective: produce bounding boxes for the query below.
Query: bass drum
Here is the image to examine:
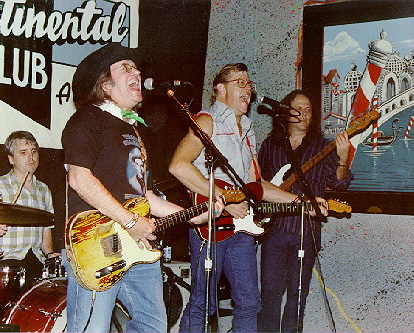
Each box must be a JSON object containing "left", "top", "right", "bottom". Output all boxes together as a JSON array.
[
  {"left": 2, "top": 278, "right": 131, "bottom": 333},
  {"left": 2, "top": 278, "right": 67, "bottom": 332}
]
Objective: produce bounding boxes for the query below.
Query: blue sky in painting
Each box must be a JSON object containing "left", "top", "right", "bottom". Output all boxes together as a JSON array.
[{"left": 323, "top": 17, "right": 414, "bottom": 84}]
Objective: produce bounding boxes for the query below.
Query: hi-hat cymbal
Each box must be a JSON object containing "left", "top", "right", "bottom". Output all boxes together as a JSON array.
[{"left": 0, "top": 202, "right": 54, "bottom": 226}]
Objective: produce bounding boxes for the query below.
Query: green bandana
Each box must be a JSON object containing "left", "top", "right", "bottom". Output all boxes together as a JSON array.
[{"left": 121, "top": 109, "right": 148, "bottom": 127}]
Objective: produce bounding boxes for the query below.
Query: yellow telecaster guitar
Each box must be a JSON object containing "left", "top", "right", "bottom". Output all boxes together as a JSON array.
[{"left": 65, "top": 190, "right": 246, "bottom": 291}]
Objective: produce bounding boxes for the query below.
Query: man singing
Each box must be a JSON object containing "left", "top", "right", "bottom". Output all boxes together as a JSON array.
[
  {"left": 62, "top": 43, "right": 222, "bottom": 332},
  {"left": 169, "top": 63, "right": 327, "bottom": 332}
]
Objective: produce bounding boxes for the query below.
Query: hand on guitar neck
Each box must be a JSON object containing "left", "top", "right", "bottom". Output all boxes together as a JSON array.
[
  {"left": 213, "top": 179, "right": 264, "bottom": 220},
  {"left": 222, "top": 201, "right": 249, "bottom": 219},
  {"left": 307, "top": 196, "right": 328, "bottom": 217}
]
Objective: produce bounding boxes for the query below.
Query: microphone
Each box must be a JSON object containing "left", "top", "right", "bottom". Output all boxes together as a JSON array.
[
  {"left": 143, "top": 78, "right": 190, "bottom": 90},
  {"left": 257, "top": 95, "right": 291, "bottom": 111},
  {"left": 257, "top": 95, "right": 300, "bottom": 117}
]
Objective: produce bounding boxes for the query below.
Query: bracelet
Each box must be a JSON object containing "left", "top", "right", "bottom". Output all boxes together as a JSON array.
[
  {"left": 122, "top": 214, "right": 140, "bottom": 230},
  {"left": 337, "top": 162, "right": 347, "bottom": 167},
  {"left": 45, "top": 252, "right": 53, "bottom": 259}
]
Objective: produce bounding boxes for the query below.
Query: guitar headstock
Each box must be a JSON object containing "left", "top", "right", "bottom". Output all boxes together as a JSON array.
[
  {"left": 327, "top": 199, "right": 352, "bottom": 214},
  {"left": 347, "top": 109, "right": 379, "bottom": 137},
  {"left": 220, "top": 182, "right": 263, "bottom": 204},
  {"left": 221, "top": 188, "right": 246, "bottom": 204}
]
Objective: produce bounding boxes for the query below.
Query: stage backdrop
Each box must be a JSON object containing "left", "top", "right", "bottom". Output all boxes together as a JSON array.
[{"left": 0, "top": 0, "right": 211, "bottom": 251}]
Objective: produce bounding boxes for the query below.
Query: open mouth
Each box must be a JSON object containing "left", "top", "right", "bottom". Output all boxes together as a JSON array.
[
  {"left": 129, "top": 80, "right": 140, "bottom": 90},
  {"left": 240, "top": 95, "right": 250, "bottom": 104}
]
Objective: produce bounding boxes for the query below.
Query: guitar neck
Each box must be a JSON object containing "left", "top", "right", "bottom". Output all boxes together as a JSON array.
[
  {"left": 154, "top": 202, "right": 208, "bottom": 233},
  {"left": 256, "top": 199, "right": 350, "bottom": 215},
  {"left": 255, "top": 202, "right": 310, "bottom": 215},
  {"left": 279, "top": 109, "right": 378, "bottom": 191},
  {"left": 280, "top": 141, "right": 336, "bottom": 191}
]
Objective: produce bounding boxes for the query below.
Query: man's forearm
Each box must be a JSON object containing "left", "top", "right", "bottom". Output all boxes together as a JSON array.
[
  {"left": 261, "top": 179, "right": 298, "bottom": 203},
  {"left": 41, "top": 228, "right": 54, "bottom": 255},
  {"left": 67, "top": 165, "right": 133, "bottom": 225}
]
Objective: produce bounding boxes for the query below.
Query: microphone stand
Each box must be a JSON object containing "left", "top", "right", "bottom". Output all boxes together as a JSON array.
[
  {"left": 168, "top": 90, "right": 260, "bottom": 332},
  {"left": 272, "top": 114, "right": 323, "bottom": 333},
  {"left": 203, "top": 151, "right": 215, "bottom": 333}
]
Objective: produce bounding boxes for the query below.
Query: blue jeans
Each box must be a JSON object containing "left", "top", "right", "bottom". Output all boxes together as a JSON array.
[
  {"left": 62, "top": 250, "right": 167, "bottom": 332},
  {"left": 179, "top": 229, "right": 261, "bottom": 332},
  {"left": 258, "top": 229, "right": 317, "bottom": 333}
]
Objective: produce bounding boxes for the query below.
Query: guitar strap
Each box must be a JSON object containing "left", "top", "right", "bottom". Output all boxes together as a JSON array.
[
  {"left": 65, "top": 173, "right": 69, "bottom": 222},
  {"left": 246, "top": 136, "right": 260, "bottom": 182},
  {"left": 132, "top": 126, "right": 148, "bottom": 193}
]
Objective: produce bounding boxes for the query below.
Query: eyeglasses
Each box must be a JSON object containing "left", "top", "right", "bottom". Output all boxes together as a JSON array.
[
  {"left": 224, "top": 78, "right": 256, "bottom": 91},
  {"left": 113, "top": 63, "right": 139, "bottom": 73}
]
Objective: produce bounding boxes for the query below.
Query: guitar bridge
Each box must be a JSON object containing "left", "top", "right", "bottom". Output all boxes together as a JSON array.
[
  {"left": 94, "top": 260, "right": 126, "bottom": 279},
  {"left": 101, "top": 233, "right": 122, "bottom": 257}
]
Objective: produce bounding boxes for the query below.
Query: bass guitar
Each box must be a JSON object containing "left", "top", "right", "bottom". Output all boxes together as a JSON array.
[
  {"left": 65, "top": 188, "right": 246, "bottom": 291},
  {"left": 196, "top": 179, "right": 351, "bottom": 242},
  {"left": 274, "top": 109, "right": 378, "bottom": 190}
]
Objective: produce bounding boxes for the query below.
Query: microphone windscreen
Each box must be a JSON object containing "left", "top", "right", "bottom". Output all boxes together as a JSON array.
[{"left": 143, "top": 78, "right": 154, "bottom": 90}]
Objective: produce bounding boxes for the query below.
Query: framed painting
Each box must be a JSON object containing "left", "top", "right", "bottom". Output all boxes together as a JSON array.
[{"left": 302, "top": 0, "right": 414, "bottom": 214}]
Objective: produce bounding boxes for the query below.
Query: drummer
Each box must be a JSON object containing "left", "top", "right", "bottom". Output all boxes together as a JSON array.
[{"left": 0, "top": 131, "right": 60, "bottom": 285}]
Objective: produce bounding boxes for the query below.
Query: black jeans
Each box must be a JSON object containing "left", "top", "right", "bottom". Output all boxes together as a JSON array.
[{"left": 259, "top": 229, "right": 317, "bottom": 332}]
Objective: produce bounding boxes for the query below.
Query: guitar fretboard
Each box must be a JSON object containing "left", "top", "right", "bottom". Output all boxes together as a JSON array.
[
  {"left": 154, "top": 202, "right": 208, "bottom": 233},
  {"left": 255, "top": 202, "right": 310, "bottom": 215}
]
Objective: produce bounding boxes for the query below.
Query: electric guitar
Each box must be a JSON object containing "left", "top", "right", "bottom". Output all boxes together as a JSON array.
[
  {"left": 195, "top": 179, "right": 351, "bottom": 242},
  {"left": 275, "top": 109, "right": 379, "bottom": 191},
  {"left": 65, "top": 188, "right": 246, "bottom": 291}
]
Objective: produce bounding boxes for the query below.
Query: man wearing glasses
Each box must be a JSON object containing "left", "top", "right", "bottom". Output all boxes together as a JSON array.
[
  {"left": 169, "top": 63, "right": 309, "bottom": 332},
  {"left": 61, "top": 43, "right": 221, "bottom": 332}
]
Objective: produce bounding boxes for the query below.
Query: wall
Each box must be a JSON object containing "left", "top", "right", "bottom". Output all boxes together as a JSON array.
[
  {"left": 204, "top": 0, "right": 413, "bottom": 331},
  {"left": 204, "top": 0, "right": 302, "bottom": 146}
]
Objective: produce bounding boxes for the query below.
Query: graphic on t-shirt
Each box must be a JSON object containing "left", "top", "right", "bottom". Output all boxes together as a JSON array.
[{"left": 127, "top": 146, "right": 146, "bottom": 195}]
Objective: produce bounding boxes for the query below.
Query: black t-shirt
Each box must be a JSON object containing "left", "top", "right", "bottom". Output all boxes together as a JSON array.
[{"left": 62, "top": 104, "right": 151, "bottom": 216}]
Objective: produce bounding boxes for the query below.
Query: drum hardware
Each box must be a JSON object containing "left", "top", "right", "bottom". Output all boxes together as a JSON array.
[
  {"left": 6, "top": 302, "right": 29, "bottom": 311},
  {"left": 42, "top": 257, "right": 66, "bottom": 280},
  {"left": 0, "top": 266, "right": 26, "bottom": 319},
  {"left": 1, "top": 266, "right": 25, "bottom": 289},
  {"left": 38, "top": 308, "right": 64, "bottom": 319}
]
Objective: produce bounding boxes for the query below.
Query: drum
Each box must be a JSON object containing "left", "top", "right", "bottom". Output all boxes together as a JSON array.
[
  {"left": 0, "top": 266, "right": 25, "bottom": 290},
  {"left": 2, "top": 278, "right": 67, "bottom": 332},
  {"left": 42, "top": 257, "right": 66, "bottom": 279},
  {"left": 0, "top": 266, "right": 25, "bottom": 318},
  {"left": 2, "top": 278, "right": 129, "bottom": 332}
]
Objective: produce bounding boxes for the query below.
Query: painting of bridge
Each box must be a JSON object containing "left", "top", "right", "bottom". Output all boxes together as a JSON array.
[{"left": 323, "top": 16, "right": 414, "bottom": 192}]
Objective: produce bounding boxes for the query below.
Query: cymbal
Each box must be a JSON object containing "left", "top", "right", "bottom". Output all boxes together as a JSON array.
[{"left": 0, "top": 202, "right": 54, "bottom": 226}]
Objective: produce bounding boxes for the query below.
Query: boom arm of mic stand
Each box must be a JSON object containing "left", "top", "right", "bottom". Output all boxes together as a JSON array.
[{"left": 169, "top": 93, "right": 260, "bottom": 207}]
